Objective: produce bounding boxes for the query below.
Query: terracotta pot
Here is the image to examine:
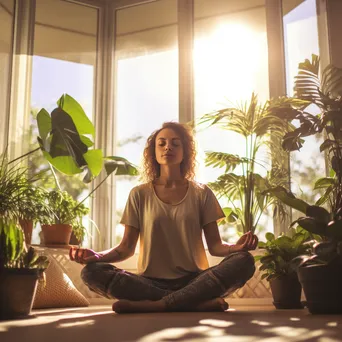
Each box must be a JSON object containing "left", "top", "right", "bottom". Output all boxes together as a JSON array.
[
  {"left": 41, "top": 224, "right": 72, "bottom": 245},
  {"left": 0, "top": 268, "right": 41, "bottom": 320},
  {"left": 19, "top": 219, "right": 33, "bottom": 245}
]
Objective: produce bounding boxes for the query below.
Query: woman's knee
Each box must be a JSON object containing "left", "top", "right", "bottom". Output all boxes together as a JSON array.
[
  {"left": 224, "top": 251, "right": 256, "bottom": 281},
  {"left": 81, "top": 262, "right": 117, "bottom": 286}
]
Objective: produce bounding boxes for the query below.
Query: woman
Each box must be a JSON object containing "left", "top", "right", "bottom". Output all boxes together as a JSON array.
[{"left": 70, "top": 122, "right": 258, "bottom": 313}]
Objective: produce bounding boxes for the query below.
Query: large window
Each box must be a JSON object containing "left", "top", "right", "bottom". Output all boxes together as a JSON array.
[
  {"left": 283, "top": 0, "right": 326, "bottom": 218},
  {"left": 29, "top": 0, "right": 98, "bottom": 245},
  {"left": 194, "top": 0, "right": 270, "bottom": 242},
  {"left": 0, "top": 0, "right": 14, "bottom": 152},
  {"left": 114, "top": 0, "right": 178, "bottom": 245},
  {"left": 3, "top": 0, "right": 331, "bottom": 250}
]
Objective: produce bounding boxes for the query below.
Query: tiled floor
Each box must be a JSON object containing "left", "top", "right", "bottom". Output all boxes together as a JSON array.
[{"left": 1, "top": 305, "right": 342, "bottom": 342}]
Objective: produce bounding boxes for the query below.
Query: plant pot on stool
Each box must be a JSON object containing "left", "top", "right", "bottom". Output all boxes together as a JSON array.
[{"left": 41, "top": 224, "right": 72, "bottom": 245}]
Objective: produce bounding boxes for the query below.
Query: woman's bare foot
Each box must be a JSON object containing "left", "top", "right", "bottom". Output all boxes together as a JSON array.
[
  {"left": 112, "top": 299, "right": 167, "bottom": 314},
  {"left": 194, "top": 298, "right": 229, "bottom": 312},
  {"left": 112, "top": 297, "right": 228, "bottom": 314}
]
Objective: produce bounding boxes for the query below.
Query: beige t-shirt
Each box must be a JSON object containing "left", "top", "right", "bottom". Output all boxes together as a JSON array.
[{"left": 120, "top": 181, "right": 225, "bottom": 279}]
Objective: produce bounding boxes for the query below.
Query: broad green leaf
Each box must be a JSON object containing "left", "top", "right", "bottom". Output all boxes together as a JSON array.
[
  {"left": 315, "top": 185, "right": 333, "bottom": 206},
  {"left": 296, "top": 217, "right": 327, "bottom": 236},
  {"left": 43, "top": 152, "right": 82, "bottom": 175},
  {"left": 80, "top": 135, "right": 94, "bottom": 147},
  {"left": 314, "top": 177, "right": 335, "bottom": 190},
  {"left": 222, "top": 207, "right": 238, "bottom": 223},
  {"left": 264, "top": 186, "right": 309, "bottom": 214},
  {"left": 265, "top": 232, "right": 275, "bottom": 242},
  {"left": 274, "top": 235, "right": 292, "bottom": 250},
  {"left": 37, "top": 108, "right": 51, "bottom": 143},
  {"left": 104, "top": 156, "right": 139, "bottom": 177},
  {"left": 50, "top": 107, "right": 88, "bottom": 168},
  {"left": 57, "top": 94, "right": 95, "bottom": 136},
  {"left": 83, "top": 149, "right": 103, "bottom": 181},
  {"left": 306, "top": 205, "right": 330, "bottom": 224}
]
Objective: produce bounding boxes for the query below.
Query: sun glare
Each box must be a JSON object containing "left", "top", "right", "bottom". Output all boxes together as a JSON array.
[{"left": 194, "top": 22, "right": 268, "bottom": 111}]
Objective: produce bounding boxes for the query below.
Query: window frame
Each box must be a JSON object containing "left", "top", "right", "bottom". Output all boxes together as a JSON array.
[{"left": 6, "top": 0, "right": 331, "bottom": 254}]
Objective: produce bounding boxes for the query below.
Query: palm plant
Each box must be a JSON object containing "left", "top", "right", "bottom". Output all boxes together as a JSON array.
[
  {"left": 268, "top": 54, "right": 342, "bottom": 265},
  {"left": 198, "top": 93, "right": 290, "bottom": 234}
]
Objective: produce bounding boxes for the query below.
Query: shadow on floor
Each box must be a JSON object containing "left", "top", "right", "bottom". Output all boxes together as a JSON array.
[{"left": 1, "top": 306, "right": 342, "bottom": 342}]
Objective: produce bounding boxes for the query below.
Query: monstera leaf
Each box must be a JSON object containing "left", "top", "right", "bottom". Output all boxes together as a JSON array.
[{"left": 36, "top": 94, "right": 103, "bottom": 182}]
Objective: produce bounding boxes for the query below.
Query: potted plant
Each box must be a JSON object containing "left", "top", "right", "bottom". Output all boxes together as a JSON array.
[
  {"left": 198, "top": 93, "right": 289, "bottom": 234},
  {"left": 8, "top": 94, "right": 138, "bottom": 245},
  {"left": 256, "top": 227, "right": 313, "bottom": 309},
  {"left": 39, "top": 190, "right": 90, "bottom": 246},
  {"left": 18, "top": 186, "right": 52, "bottom": 245},
  {"left": 0, "top": 218, "right": 49, "bottom": 319},
  {"left": 268, "top": 54, "right": 342, "bottom": 314}
]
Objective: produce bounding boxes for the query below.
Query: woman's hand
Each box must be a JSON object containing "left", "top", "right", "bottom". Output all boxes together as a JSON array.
[
  {"left": 69, "top": 247, "right": 102, "bottom": 264},
  {"left": 233, "top": 231, "right": 258, "bottom": 252}
]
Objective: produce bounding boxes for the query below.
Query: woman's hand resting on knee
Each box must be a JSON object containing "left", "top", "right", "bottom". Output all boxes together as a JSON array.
[
  {"left": 69, "top": 247, "right": 102, "bottom": 264},
  {"left": 233, "top": 231, "right": 258, "bottom": 252}
]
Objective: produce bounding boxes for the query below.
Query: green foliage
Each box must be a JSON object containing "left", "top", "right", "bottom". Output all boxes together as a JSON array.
[
  {"left": 35, "top": 94, "right": 139, "bottom": 183},
  {"left": 255, "top": 226, "right": 313, "bottom": 281},
  {"left": 0, "top": 153, "right": 52, "bottom": 222},
  {"left": 0, "top": 218, "right": 49, "bottom": 269},
  {"left": 0, "top": 154, "right": 29, "bottom": 219},
  {"left": 36, "top": 94, "right": 103, "bottom": 182},
  {"left": 199, "top": 93, "right": 290, "bottom": 233},
  {"left": 271, "top": 54, "right": 342, "bottom": 266},
  {"left": 39, "top": 190, "right": 90, "bottom": 242}
]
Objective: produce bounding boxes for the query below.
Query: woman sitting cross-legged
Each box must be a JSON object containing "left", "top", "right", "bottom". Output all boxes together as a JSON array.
[{"left": 69, "top": 122, "right": 257, "bottom": 314}]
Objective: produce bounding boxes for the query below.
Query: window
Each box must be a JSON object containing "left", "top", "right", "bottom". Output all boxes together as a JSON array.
[
  {"left": 114, "top": 0, "right": 178, "bottom": 246},
  {"left": 0, "top": 0, "right": 14, "bottom": 152},
  {"left": 30, "top": 0, "right": 98, "bottom": 245},
  {"left": 194, "top": 0, "right": 270, "bottom": 241},
  {"left": 283, "top": 0, "right": 326, "bottom": 218},
  {"left": 4, "top": 0, "right": 331, "bottom": 249}
]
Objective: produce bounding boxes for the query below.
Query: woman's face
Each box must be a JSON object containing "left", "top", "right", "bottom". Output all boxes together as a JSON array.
[{"left": 155, "top": 128, "right": 184, "bottom": 166}]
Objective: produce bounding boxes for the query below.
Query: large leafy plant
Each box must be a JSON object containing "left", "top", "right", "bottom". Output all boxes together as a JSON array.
[
  {"left": 11, "top": 94, "right": 138, "bottom": 183},
  {"left": 198, "top": 93, "right": 289, "bottom": 234},
  {"left": 268, "top": 54, "right": 342, "bottom": 265},
  {"left": 255, "top": 227, "right": 313, "bottom": 281}
]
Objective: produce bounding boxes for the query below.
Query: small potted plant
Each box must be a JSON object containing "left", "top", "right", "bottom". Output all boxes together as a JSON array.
[
  {"left": 39, "top": 190, "right": 89, "bottom": 246},
  {"left": 0, "top": 218, "right": 49, "bottom": 319},
  {"left": 256, "top": 227, "right": 313, "bottom": 309},
  {"left": 18, "top": 186, "right": 52, "bottom": 245}
]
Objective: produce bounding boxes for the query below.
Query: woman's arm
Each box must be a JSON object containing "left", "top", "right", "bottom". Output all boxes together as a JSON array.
[
  {"left": 104, "top": 225, "right": 140, "bottom": 262},
  {"left": 203, "top": 222, "right": 258, "bottom": 257},
  {"left": 70, "top": 225, "right": 139, "bottom": 264}
]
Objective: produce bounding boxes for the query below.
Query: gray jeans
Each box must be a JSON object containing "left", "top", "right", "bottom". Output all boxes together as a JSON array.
[{"left": 81, "top": 251, "right": 255, "bottom": 310}]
